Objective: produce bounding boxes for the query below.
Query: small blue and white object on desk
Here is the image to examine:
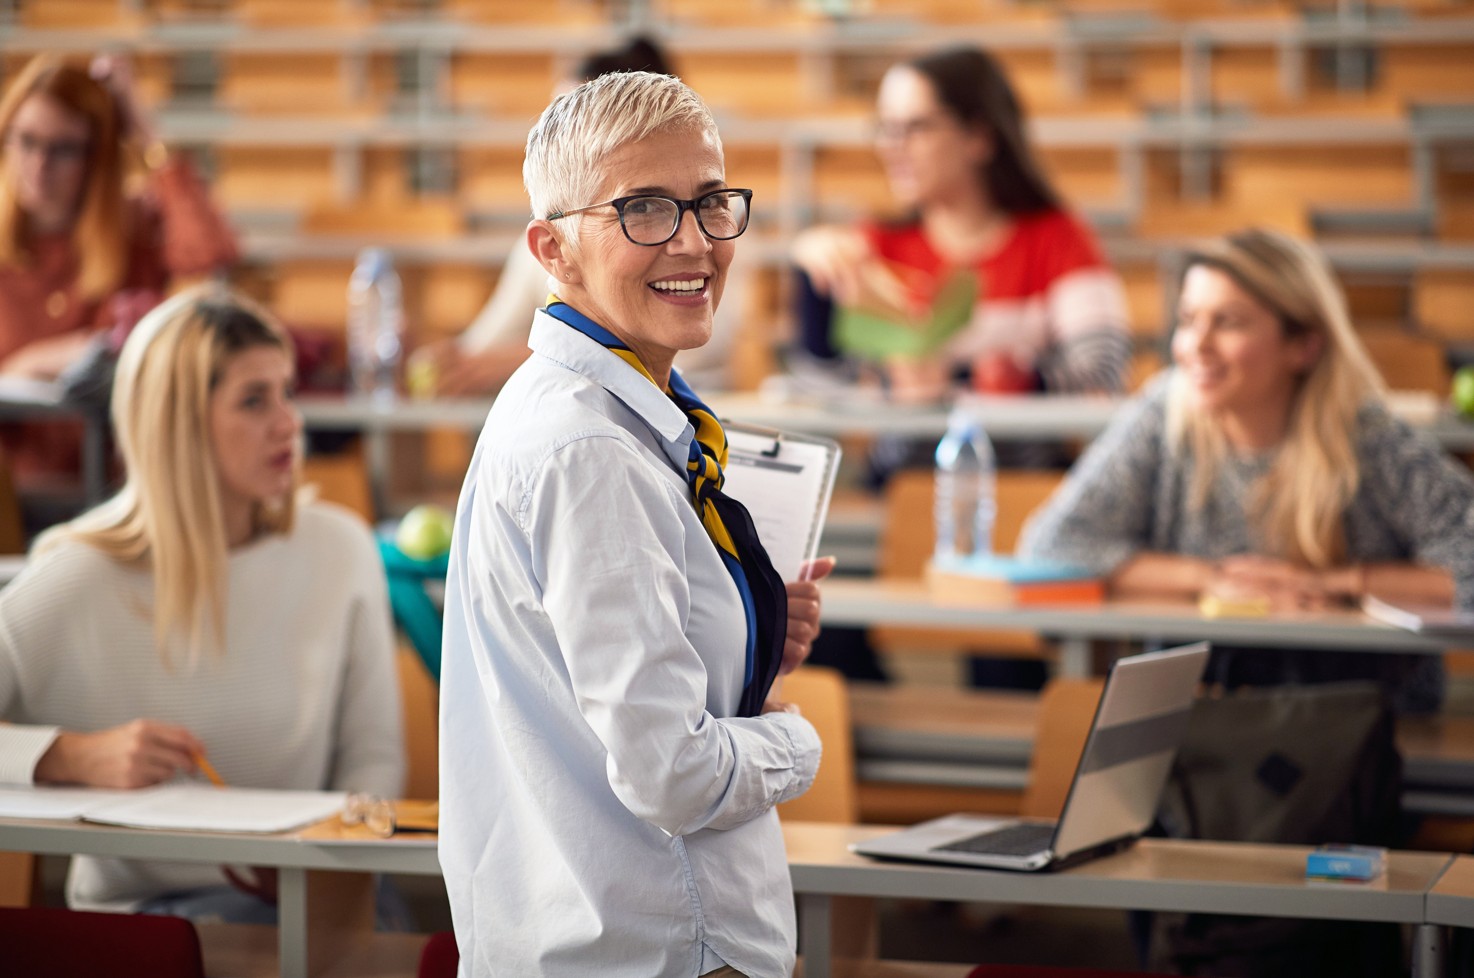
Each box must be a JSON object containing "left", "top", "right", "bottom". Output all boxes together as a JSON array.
[
  {"left": 1305, "top": 844, "right": 1386, "bottom": 882},
  {"left": 930, "top": 552, "right": 1096, "bottom": 581}
]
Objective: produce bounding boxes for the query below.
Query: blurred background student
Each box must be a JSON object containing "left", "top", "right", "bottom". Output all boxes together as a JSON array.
[
  {"left": 791, "top": 44, "right": 1130, "bottom": 404},
  {"left": 793, "top": 44, "right": 1133, "bottom": 687},
  {"left": 0, "top": 53, "right": 236, "bottom": 491},
  {"left": 0, "top": 287, "right": 403, "bottom": 920},
  {"left": 1021, "top": 227, "right": 1474, "bottom": 714},
  {"left": 412, "top": 35, "right": 737, "bottom": 397}
]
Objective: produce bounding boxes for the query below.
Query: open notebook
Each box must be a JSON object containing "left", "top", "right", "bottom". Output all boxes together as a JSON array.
[{"left": 0, "top": 783, "right": 345, "bottom": 834}]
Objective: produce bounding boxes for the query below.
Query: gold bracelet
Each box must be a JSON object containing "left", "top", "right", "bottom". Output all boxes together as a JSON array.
[{"left": 143, "top": 140, "right": 169, "bottom": 170}]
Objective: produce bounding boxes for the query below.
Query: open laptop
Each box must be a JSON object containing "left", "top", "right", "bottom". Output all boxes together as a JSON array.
[{"left": 852, "top": 642, "right": 1210, "bottom": 872}]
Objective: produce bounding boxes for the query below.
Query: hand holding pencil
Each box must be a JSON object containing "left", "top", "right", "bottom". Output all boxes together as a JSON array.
[{"left": 32, "top": 718, "right": 210, "bottom": 790}]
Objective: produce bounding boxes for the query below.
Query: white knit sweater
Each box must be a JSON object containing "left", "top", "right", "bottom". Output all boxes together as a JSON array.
[{"left": 0, "top": 501, "right": 405, "bottom": 910}]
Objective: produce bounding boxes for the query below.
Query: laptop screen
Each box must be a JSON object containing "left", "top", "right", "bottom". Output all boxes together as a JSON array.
[{"left": 1049, "top": 644, "right": 1209, "bottom": 861}]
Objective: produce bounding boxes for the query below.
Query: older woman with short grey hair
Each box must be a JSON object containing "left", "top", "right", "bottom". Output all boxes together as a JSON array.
[{"left": 439, "top": 71, "right": 833, "bottom": 978}]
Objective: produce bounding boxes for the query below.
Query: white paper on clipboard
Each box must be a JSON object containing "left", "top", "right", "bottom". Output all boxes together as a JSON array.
[{"left": 719, "top": 422, "right": 841, "bottom": 583}]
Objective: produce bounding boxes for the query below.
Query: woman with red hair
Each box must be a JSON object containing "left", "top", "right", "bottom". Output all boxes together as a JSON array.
[{"left": 0, "top": 54, "right": 236, "bottom": 483}]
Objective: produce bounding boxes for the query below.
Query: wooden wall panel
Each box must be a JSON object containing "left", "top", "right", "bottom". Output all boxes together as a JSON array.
[
  {"left": 458, "top": 147, "right": 532, "bottom": 215},
  {"left": 270, "top": 260, "right": 355, "bottom": 331},
  {"left": 1211, "top": 46, "right": 1283, "bottom": 109},
  {"left": 1118, "top": 260, "right": 1168, "bottom": 338},
  {"left": 220, "top": 54, "right": 356, "bottom": 115},
  {"left": 450, "top": 53, "right": 557, "bottom": 118},
  {"left": 813, "top": 146, "right": 890, "bottom": 213},
  {"left": 1038, "top": 147, "right": 1122, "bottom": 211},
  {"left": 214, "top": 147, "right": 338, "bottom": 207},
  {"left": 1416, "top": 270, "right": 1474, "bottom": 340},
  {"left": 1229, "top": 145, "right": 1414, "bottom": 207},
  {"left": 681, "top": 53, "right": 810, "bottom": 116},
  {"left": 1381, "top": 45, "right": 1474, "bottom": 101}
]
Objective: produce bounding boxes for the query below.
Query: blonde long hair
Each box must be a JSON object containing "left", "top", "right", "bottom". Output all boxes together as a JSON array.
[
  {"left": 0, "top": 55, "right": 129, "bottom": 300},
  {"left": 39, "top": 287, "right": 298, "bottom": 665},
  {"left": 1166, "top": 228, "right": 1386, "bottom": 568}
]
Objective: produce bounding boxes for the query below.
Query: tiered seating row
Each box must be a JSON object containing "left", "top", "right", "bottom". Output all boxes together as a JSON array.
[{"left": 2, "top": 1, "right": 1470, "bottom": 391}]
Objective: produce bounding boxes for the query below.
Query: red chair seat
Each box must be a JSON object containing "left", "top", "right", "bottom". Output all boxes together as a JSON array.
[
  {"left": 967, "top": 967, "right": 1164, "bottom": 978},
  {"left": 419, "top": 929, "right": 459, "bottom": 978},
  {"left": 0, "top": 906, "right": 205, "bottom": 978}
]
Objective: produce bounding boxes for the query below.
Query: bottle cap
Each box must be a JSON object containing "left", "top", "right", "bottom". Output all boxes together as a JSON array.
[{"left": 355, "top": 247, "right": 393, "bottom": 279}]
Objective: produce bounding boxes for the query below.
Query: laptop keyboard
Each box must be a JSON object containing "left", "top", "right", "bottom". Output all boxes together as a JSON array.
[{"left": 934, "top": 822, "right": 1056, "bottom": 857}]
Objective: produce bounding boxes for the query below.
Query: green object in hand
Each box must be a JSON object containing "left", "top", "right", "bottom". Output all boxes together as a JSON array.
[{"left": 833, "top": 270, "right": 977, "bottom": 360}]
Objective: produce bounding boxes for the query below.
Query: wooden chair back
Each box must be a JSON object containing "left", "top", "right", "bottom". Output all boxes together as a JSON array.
[
  {"left": 0, "top": 850, "right": 37, "bottom": 908},
  {"left": 776, "top": 666, "right": 858, "bottom": 823},
  {"left": 872, "top": 469, "right": 1065, "bottom": 659},
  {"left": 397, "top": 642, "right": 440, "bottom": 801},
  {"left": 1358, "top": 328, "right": 1451, "bottom": 398},
  {"left": 301, "top": 447, "right": 375, "bottom": 522},
  {"left": 878, "top": 469, "right": 1066, "bottom": 578}
]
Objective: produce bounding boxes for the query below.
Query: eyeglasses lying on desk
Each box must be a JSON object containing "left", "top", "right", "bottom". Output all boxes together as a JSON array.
[
  {"left": 339, "top": 794, "right": 439, "bottom": 838},
  {"left": 341, "top": 793, "right": 396, "bottom": 838}
]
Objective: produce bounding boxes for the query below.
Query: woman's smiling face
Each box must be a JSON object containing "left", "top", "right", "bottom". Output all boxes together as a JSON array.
[
  {"left": 1172, "top": 264, "right": 1317, "bottom": 422},
  {"left": 547, "top": 126, "right": 735, "bottom": 380}
]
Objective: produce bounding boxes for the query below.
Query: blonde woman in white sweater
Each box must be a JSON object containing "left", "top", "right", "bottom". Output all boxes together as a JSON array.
[{"left": 0, "top": 286, "right": 404, "bottom": 916}]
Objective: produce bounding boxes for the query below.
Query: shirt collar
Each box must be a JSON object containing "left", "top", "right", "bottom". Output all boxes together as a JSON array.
[{"left": 528, "top": 308, "right": 694, "bottom": 464}]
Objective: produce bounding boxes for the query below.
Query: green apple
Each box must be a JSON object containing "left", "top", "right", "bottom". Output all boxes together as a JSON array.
[
  {"left": 396, "top": 504, "right": 454, "bottom": 560},
  {"left": 1454, "top": 366, "right": 1474, "bottom": 419}
]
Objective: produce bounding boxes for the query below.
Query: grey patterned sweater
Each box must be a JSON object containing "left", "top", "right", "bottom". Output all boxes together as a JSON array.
[{"left": 1020, "top": 373, "right": 1474, "bottom": 605}]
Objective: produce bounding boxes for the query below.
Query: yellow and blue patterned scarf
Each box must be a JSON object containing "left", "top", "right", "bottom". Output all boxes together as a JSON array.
[{"left": 546, "top": 299, "right": 787, "bottom": 717}]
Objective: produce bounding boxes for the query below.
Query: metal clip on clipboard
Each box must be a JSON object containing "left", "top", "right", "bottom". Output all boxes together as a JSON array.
[{"left": 730, "top": 422, "right": 785, "bottom": 459}]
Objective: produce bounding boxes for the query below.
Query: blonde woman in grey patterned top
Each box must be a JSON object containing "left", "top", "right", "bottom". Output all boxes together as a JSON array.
[{"left": 1020, "top": 228, "right": 1474, "bottom": 711}]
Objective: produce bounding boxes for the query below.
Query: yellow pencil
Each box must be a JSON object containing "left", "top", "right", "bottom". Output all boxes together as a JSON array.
[{"left": 194, "top": 752, "right": 226, "bottom": 788}]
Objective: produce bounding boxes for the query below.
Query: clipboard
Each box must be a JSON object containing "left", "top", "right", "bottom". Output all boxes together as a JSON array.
[{"left": 719, "top": 421, "right": 842, "bottom": 583}]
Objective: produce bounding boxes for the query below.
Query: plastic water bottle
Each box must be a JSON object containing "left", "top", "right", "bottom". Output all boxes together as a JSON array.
[
  {"left": 347, "top": 248, "right": 404, "bottom": 402},
  {"left": 934, "top": 409, "right": 997, "bottom": 560}
]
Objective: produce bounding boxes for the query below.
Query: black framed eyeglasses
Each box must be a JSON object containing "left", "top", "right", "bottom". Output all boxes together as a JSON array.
[{"left": 547, "top": 188, "right": 753, "bottom": 246}]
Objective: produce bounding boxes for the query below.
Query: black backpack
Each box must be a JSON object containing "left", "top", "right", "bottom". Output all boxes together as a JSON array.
[{"left": 1146, "top": 681, "right": 1405, "bottom": 977}]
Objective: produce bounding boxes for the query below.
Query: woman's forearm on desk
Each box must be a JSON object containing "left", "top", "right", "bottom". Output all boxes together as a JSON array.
[
  {"left": 1108, "top": 553, "right": 1216, "bottom": 601},
  {"left": 1353, "top": 563, "right": 1456, "bottom": 608},
  {"left": 1112, "top": 555, "right": 1454, "bottom": 609}
]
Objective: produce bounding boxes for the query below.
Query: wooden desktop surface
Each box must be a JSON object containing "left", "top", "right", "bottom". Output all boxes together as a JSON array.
[
  {"left": 1426, "top": 855, "right": 1474, "bottom": 928},
  {"left": 290, "top": 389, "right": 1474, "bottom": 449},
  {"left": 785, "top": 821, "right": 1449, "bottom": 922},
  {"left": 819, "top": 578, "right": 1452, "bottom": 654},
  {"left": 0, "top": 814, "right": 1464, "bottom": 977}
]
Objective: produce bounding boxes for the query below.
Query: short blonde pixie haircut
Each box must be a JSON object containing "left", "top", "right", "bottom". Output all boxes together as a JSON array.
[
  {"left": 42, "top": 286, "right": 297, "bottom": 665},
  {"left": 522, "top": 70, "right": 720, "bottom": 228}
]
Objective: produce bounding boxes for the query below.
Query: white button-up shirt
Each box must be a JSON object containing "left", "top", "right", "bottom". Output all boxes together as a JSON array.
[{"left": 439, "top": 311, "right": 822, "bottom": 978}]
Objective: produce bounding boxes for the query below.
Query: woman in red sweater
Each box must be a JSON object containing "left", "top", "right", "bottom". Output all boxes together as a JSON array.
[{"left": 793, "top": 45, "right": 1130, "bottom": 401}]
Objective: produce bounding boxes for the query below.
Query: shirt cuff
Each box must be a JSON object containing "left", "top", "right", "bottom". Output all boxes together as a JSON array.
[
  {"left": 769, "top": 711, "right": 822, "bottom": 805},
  {"left": 0, "top": 725, "right": 61, "bottom": 786}
]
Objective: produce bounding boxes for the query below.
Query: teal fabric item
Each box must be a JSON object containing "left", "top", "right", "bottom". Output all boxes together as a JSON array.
[{"left": 377, "top": 537, "right": 448, "bottom": 681}]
